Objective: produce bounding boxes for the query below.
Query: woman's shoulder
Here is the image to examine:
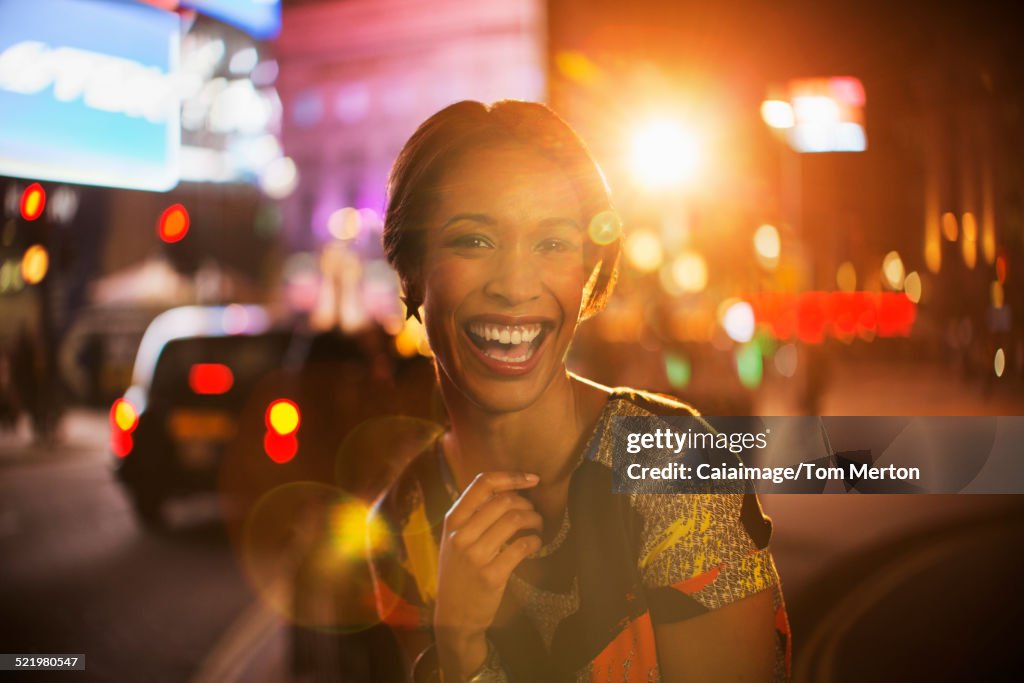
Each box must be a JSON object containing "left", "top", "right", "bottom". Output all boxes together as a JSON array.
[
  {"left": 571, "top": 373, "right": 701, "bottom": 419},
  {"left": 605, "top": 386, "right": 701, "bottom": 418}
]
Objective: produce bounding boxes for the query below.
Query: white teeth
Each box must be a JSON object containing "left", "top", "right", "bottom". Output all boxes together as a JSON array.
[{"left": 468, "top": 322, "right": 544, "bottom": 345}]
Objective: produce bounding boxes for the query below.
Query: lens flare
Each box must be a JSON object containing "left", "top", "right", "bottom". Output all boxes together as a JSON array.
[
  {"left": 629, "top": 120, "right": 700, "bottom": 189},
  {"left": 588, "top": 210, "right": 622, "bottom": 245},
  {"left": 241, "top": 483, "right": 398, "bottom": 633}
]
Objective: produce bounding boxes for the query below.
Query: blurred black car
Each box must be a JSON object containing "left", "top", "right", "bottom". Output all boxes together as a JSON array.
[{"left": 112, "top": 330, "right": 292, "bottom": 528}]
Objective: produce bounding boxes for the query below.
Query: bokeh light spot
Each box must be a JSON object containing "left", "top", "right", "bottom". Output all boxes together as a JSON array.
[
  {"left": 754, "top": 224, "right": 781, "bottom": 260},
  {"left": 624, "top": 229, "right": 663, "bottom": 273},
  {"left": 994, "top": 348, "right": 1006, "bottom": 378},
  {"left": 990, "top": 281, "right": 1005, "bottom": 309},
  {"left": 671, "top": 251, "right": 708, "bottom": 292},
  {"left": 735, "top": 342, "right": 763, "bottom": 389},
  {"left": 882, "top": 251, "right": 905, "bottom": 289},
  {"left": 941, "top": 212, "right": 958, "bottom": 241},
  {"left": 760, "top": 100, "right": 795, "bottom": 129},
  {"left": 774, "top": 343, "right": 798, "bottom": 378},
  {"left": 961, "top": 212, "right": 977, "bottom": 269},
  {"left": 328, "top": 207, "right": 362, "bottom": 240},
  {"left": 157, "top": 204, "right": 189, "bottom": 243},
  {"left": 20, "top": 245, "right": 48, "bottom": 284},
  {"left": 836, "top": 261, "right": 857, "bottom": 292},
  {"left": 904, "top": 271, "right": 922, "bottom": 304},
  {"left": 664, "top": 352, "right": 692, "bottom": 389},
  {"left": 721, "top": 300, "right": 755, "bottom": 343}
]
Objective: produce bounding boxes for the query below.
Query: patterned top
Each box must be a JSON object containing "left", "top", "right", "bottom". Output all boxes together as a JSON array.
[{"left": 369, "top": 388, "right": 791, "bottom": 682}]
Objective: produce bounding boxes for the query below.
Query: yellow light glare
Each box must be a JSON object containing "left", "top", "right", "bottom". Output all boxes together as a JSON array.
[
  {"left": 20, "top": 244, "right": 48, "bottom": 285},
  {"left": 395, "top": 315, "right": 429, "bottom": 358},
  {"left": 904, "top": 271, "right": 922, "bottom": 303},
  {"left": 994, "top": 348, "right": 1006, "bottom": 378},
  {"left": 671, "top": 251, "right": 708, "bottom": 292},
  {"left": 329, "top": 499, "right": 392, "bottom": 559},
  {"left": 629, "top": 120, "right": 700, "bottom": 189},
  {"left": 624, "top": 229, "right": 663, "bottom": 273},
  {"left": 760, "top": 100, "right": 795, "bottom": 129},
  {"left": 882, "top": 251, "right": 905, "bottom": 289},
  {"left": 753, "top": 224, "right": 780, "bottom": 260},
  {"left": 836, "top": 261, "right": 857, "bottom": 292}
]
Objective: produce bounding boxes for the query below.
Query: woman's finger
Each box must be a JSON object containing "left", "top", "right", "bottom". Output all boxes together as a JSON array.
[
  {"left": 445, "top": 471, "right": 539, "bottom": 529},
  {"left": 471, "top": 508, "right": 544, "bottom": 564},
  {"left": 485, "top": 534, "right": 542, "bottom": 585},
  {"left": 446, "top": 493, "right": 535, "bottom": 549}
]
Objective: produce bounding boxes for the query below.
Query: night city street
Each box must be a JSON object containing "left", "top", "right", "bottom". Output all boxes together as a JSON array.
[{"left": 3, "top": 0, "right": 1024, "bottom": 681}]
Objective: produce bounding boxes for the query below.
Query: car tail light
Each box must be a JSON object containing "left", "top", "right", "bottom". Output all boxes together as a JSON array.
[
  {"left": 263, "top": 399, "right": 300, "bottom": 463},
  {"left": 188, "top": 363, "right": 234, "bottom": 395},
  {"left": 110, "top": 398, "right": 138, "bottom": 458},
  {"left": 263, "top": 431, "right": 298, "bottom": 464},
  {"left": 265, "top": 399, "right": 300, "bottom": 435}
]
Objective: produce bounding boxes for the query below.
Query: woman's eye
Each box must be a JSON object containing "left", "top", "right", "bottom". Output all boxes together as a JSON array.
[
  {"left": 537, "top": 238, "right": 576, "bottom": 253},
  {"left": 451, "top": 235, "right": 493, "bottom": 249}
]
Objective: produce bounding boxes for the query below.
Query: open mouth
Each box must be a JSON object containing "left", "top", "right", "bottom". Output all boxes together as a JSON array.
[{"left": 465, "top": 320, "right": 551, "bottom": 365}]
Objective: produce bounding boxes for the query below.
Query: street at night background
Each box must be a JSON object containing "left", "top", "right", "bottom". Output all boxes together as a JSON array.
[{"left": 1, "top": 0, "right": 1023, "bottom": 681}]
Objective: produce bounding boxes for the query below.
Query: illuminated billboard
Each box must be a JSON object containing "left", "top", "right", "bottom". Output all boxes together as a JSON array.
[
  {"left": 0, "top": 0, "right": 180, "bottom": 191},
  {"left": 762, "top": 76, "right": 867, "bottom": 153},
  {"left": 180, "top": 0, "right": 281, "bottom": 40}
]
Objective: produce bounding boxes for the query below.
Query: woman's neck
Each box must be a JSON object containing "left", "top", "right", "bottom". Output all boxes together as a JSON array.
[{"left": 439, "top": 371, "right": 609, "bottom": 491}]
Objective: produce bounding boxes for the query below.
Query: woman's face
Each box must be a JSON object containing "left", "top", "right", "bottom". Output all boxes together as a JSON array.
[{"left": 419, "top": 142, "right": 587, "bottom": 414}]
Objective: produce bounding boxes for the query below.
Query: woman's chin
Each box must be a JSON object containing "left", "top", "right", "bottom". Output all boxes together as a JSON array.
[{"left": 443, "top": 364, "right": 560, "bottom": 416}]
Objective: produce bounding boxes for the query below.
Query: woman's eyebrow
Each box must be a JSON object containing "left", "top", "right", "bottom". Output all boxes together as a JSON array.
[
  {"left": 441, "top": 213, "right": 495, "bottom": 229},
  {"left": 537, "top": 216, "right": 582, "bottom": 231}
]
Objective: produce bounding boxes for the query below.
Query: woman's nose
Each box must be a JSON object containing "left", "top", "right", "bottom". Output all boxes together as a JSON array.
[{"left": 482, "top": 246, "right": 542, "bottom": 306}]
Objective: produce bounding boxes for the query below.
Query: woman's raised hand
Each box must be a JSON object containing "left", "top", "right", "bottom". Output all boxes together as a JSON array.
[{"left": 433, "top": 471, "right": 543, "bottom": 680}]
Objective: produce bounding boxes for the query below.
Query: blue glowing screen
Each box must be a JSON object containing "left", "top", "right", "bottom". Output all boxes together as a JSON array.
[
  {"left": 0, "top": 0, "right": 180, "bottom": 191},
  {"left": 181, "top": 0, "right": 281, "bottom": 40}
]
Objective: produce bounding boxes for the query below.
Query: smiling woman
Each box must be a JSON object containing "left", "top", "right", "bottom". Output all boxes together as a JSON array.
[{"left": 368, "top": 101, "right": 789, "bottom": 682}]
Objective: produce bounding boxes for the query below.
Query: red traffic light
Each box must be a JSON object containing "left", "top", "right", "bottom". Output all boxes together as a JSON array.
[
  {"left": 20, "top": 183, "right": 46, "bottom": 221},
  {"left": 157, "top": 203, "right": 190, "bottom": 243}
]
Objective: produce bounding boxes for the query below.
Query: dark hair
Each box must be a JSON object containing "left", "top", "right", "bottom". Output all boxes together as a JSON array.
[{"left": 382, "top": 100, "right": 620, "bottom": 321}]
